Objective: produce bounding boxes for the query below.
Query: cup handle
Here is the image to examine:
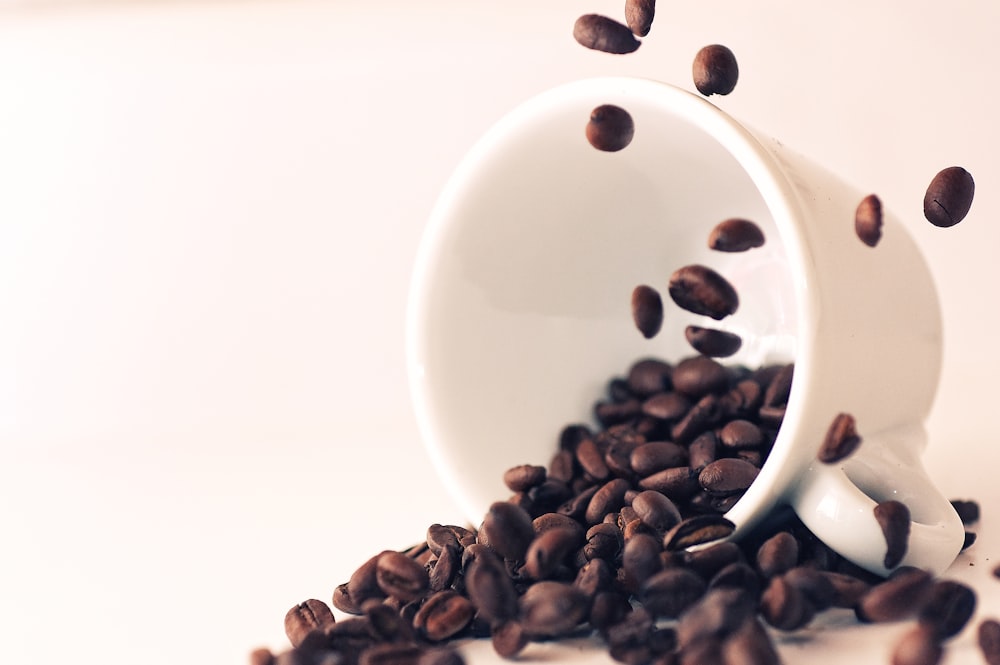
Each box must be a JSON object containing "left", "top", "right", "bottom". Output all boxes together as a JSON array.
[{"left": 789, "top": 424, "right": 964, "bottom": 577}]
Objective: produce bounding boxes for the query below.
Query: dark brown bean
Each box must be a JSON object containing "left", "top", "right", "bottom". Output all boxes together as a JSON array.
[
  {"left": 759, "top": 576, "right": 814, "bottom": 631},
  {"left": 518, "top": 581, "right": 590, "bottom": 637},
  {"left": 586, "top": 104, "right": 635, "bottom": 152},
  {"left": 663, "top": 514, "right": 736, "bottom": 551},
  {"left": 586, "top": 477, "right": 631, "bottom": 524},
  {"left": 918, "top": 580, "right": 977, "bottom": 640},
  {"left": 575, "top": 557, "right": 613, "bottom": 596},
  {"left": 626, "top": 358, "right": 673, "bottom": 396},
  {"left": 590, "top": 590, "right": 633, "bottom": 631},
  {"left": 594, "top": 398, "right": 642, "bottom": 427},
  {"left": 708, "top": 218, "right": 765, "bottom": 252},
  {"left": 671, "top": 395, "right": 723, "bottom": 444},
  {"left": 573, "top": 14, "right": 642, "bottom": 54},
  {"left": 412, "top": 590, "right": 475, "bottom": 642},
  {"left": 856, "top": 568, "right": 933, "bottom": 623},
  {"left": 624, "top": 0, "right": 655, "bottom": 36},
  {"left": 729, "top": 379, "right": 764, "bottom": 414},
  {"left": 699, "top": 458, "right": 760, "bottom": 495},
  {"left": 965, "top": 531, "right": 978, "bottom": 551},
  {"left": 428, "top": 543, "right": 460, "bottom": 592},
  {"left": 641, "top": 391, "right": 691, "bottom": 421},
  {"left": 676, "top": 587, "right": 756, "bottom": 648},
  {"left": 672, "top": 356, "right": 730, "bottom": 398},
  {"left": 502, "top": 465, "right": 547, "bottom": 493},
  {"left": 576, "top": 436, "right": 610, "bottom": 481},
  {"left": 639, "top": 466, "right": 700, "bottom": 502},
  {"left": 631, "top": 490, "right": 683, "bottom": 533},
  {"left": 418, "top": 647, "right": 466, "bottom": 665},
  {"left": 693, "top": 44, "right": 739, "bottom": 96},
  {"left": 719, "top": 419, "right": 763, "bottom": 450},
  {"left": 668, "top": 265, "right": 739, "bottom": 320},
  {"left": 684, "top": 540, "right": 744, "bottom": 580},
  {"left": 249, "top": 648, "right": 275, "bottom": 665},
  {"left": 980, "top": 619, "right": 1000, "bottom": 665},
  {"left": 762, "top": 364, "right": 793, "bottom": 407},
  {"left": 584, "top": 522, "right": 623, "bottom": 561},
  {"left": 491, "top": 620, "right": 527, "bottom": 659},
  {"left": 332, "top": 582, "right": 362, "bottom": 615},
  {"left": 361, "top": 598, "right": 414, "bottom": 643},
  {"left": 464, "top": 547, "right": 518, "bottom": 624},
  {"left": 359, "top": 643, "right": 425, "bottom": 665},
  {"left": 622, "top": 532, "right": 663, "bottom": 592},
  {"left": 479, "top": 501, "right": 536, "bottom": 561},
  {"left": 641, "top": 567, "right": 707, "bottom": 618},
  {"left": 890, "top": 624, "right": 942, "bottom": 665},
  {"left": 924, "top": 166, "right": 974, "bottom": 227},
  {"left": 722, "top": 617, "right": 780, "bottom": 665},
  {"left": 709, "top": 562, "right": 762, "bottom": 599},
  {"left": 630, "top": 441, "right": 688, "bottom": 475},
  {"left": 950, "top": 499, "right": 980, "bottom": 525},
  {"left": 783, "top": 567, "right": 836, "bottom": 611},
  {"left": 632, "top": 284, "right": 664, "bottom": 338},
  {"left": 284, "top": 600, "right": 335, "bottom": 648},
  {"left": 818, "top": 412, "right": 862, "bottom": 464},
  {"left": 756, "top": 531, "right": 798, "bottom": 578},
  {"left": 348, "top": 552, "right": 390, "bottom": 607},
  {"left": 523, "top": 527, "right": 584, "bottom": 579},
  {"left": 874, "top": 500, "right": 911, "bottom": 569},
  {"left": 376, "top": 551, "right": 429, "bottom": 603},
  {"left": 855, "top": 194, "right": 883, "bottom": 247},
  {"left": 688, "top": 431, "right": 718, "bottom": 472},
  {"left": 822, "top": 571, "right": 872, "bottom": 608},
  {"left": 685, "top": 325, "right": 743, "bottom": 358}
]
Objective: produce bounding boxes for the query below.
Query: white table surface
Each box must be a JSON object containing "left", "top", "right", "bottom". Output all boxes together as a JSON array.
[{"left": 2, "top": 1, "right": 999, "bottom": 663}]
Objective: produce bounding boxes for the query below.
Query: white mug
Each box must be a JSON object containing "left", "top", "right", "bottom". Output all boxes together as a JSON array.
[{"left": 406, "top": 76, "right": 964, "bottom": 576}]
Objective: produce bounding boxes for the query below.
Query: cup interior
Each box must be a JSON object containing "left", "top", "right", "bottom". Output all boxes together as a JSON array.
[{"left": 407, "top": 78, "right": 801, "bottom": 525}]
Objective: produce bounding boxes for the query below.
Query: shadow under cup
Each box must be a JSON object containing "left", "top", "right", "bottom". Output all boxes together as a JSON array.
[{"left": 407, "top": 77, "right": 958, "bottom": 574}]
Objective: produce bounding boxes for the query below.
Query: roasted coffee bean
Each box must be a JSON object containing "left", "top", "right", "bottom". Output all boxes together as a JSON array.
[
  {"left": 576, "top": 436, "right": 611, "bottom": 481},
  {"left": 719, "top": 419, "right": 763, "bottom": 449},
  {"left": 528, "top": 479, "right": 572, "bottom": 515},
  {"left": 603, "top": 429, "right": 645, "bottom": 477},
  {"left": 417, "top": 647, "right": 466, "bottom": 665},
  {"left": 671, "top": 394, "right": 723, "bottom": 443},
  {"left": 965, "top": 531, "right": 978, "bottom": 550},
  {"left": 557, "top": 484, "right": 600, "bottom": 521},
  {"left": 428, "top": 544, "right": 460, "bottom": 592},
  {"left": 709, "top": 562, "right": 762, "bottom": 599},
  {"left": 491, "top": 620, "right": 527, "bottom": 659},
  {"left": 676, "top": 587, "right": 756, "bottom": 648},
  {"left": 358, "top": 643, "right": 425, "bottom": 665},
  {"left": 685, "top": 325, "right": 743, "bottom": 358},
  {"left": 412, "top": 590, "right": 475, "bottom": 642},
  {"left": 757, "top": 405, "right": 786, "bottom": 428},
  {"left": 980, "top": 619, "right": 1000, "bottom": 665},
  {"left": 479, "top": 501, "right": 536, "bottom": 561},
  {"left": 624, "top": 0, "right": 655, "bottom": 36},
  {"left": 735, "top": 449, "right": 763, "bottom": 468},
  {"left": 688, "top": 431, "right": 718, "bottom": 472},
  {"left": 918, "top": 579, "right": 977, "bottom": 640},
  {"left": 464, "top": 547, "right": 518, "bottom": 624},
  {"left": 627, "top": 358, "right": 673, "bottom": 396},
  {"left": 249, "top": 648, "right": 275, "bottom": 665},
  {"left": 559, "top": 423, "right": 593, "bottom": 451},
  {"left": 924, "top": 166, "right": 974, "bottom": 227},
  {"left": 822, "top": 570, "right": 872, "bottom": 608},
  {"left": 855, "top": 194, "right": 883, "bottom": 247},
  {"left": 692, "top": 44, "right": 739, "bottom": 96},
  {"left": 524, "top": 527, "right": 584, "bottom": 579},
  {"left": 548, "top": 449, "right": 577, "bottom": 483},
  {"left": 817, "top": 412, "right": 861, "bottom": 464},
  {"left": 856, "top": 568, "right": 933, "bottom": 623},
  {"left": 672, "top": 357, "right": 730, "bottom": 400},
  {"left": 348, "top": 552, "right": 390, "bottom": 607},
  {"left": 699, "top": 458, "right": 760, "bottom": 495},
  {"left": 584, "top": 522, "right": 623, "bottom": 561},
  {"left": 575, "top": 557, "right": 613, "bottom": 596},
  {"left": 663, "top": 514, "right": 736, "bottom": 551},
  {"left": 759, "top": 575, "right": 814, "bottom": 631},
  {"left": 631, "top": 490, "right": 683, "bottom": 533},
  {"left": 762, "top": 364, "right": 793, "bottom": 407},
  {"left": 641, "top": 567, "right": 707, "bottom": 618},
  {"left": 622, "top": 532, "right": 663, "bottom": 592},
  {"left": 426, "top": 525, "right": 462, "bottom": 556},
  {"left": 630, "top": 441, "right": 688, "bottom": 475},
  {"left": 729, "top": 379, "right": 764, "bottom": 414},
  {"left": 573, "top": 14, "right": 642, "bottom": 54},
  {"left": 361, "top": 598, "right": 414, "bottom": 643},
  {"left": 756, "top": 531, "right": 798, "bottom": 578},
  {"left": 332, "top": 582, "right": 362, "bottom": 615},
  {"left": 890, "top": 624, "right": 942, "bottom": 665},
  {"left": 632, "top": 284, "right": 664, "bottom": 338},
  {"left": 708, "top": 218, "right": 765, "bottom": 252},
  {"left": 519, "top": 581, "right": 590, "bottom": 637},
  {"left": 684, "top": 540, "right": 744, "bottom": 580},
  {"left": 874, "top": 500, "right": 911, "bottom": 569},
  {"left": 586, "top": 104, "right": 635, "bottom": 152},
  {"left": 950, "top": 499, "right": 980, "bottom": 525},
  {"left": 284, "top": 599, "right": 335, "bottom": 647},
  {"left": 639, "top": 466, "right": 700, "bottom": 501},
  {"left": 502, "top": 465, "right": 547, "bottom": 493},
  {"left": 668, "top": 264, "right": 739, "bottom": 320},
  {"left": 641, "top": 391, "right": 692, "bottom": 421},
  {"left": 376, "top": 551, "right": 429, "bottom": 603},
  {"left": 722, "top": 617, "right": 780, "bottom": 665},
  {"left": 594, "top": 398, "right": 643, "bottom": 427},
  {"left": 783, "top": 567, "right": 836, "bottom": 611},
  {"left": 590, "top": 590, "right": 633, "bottom": 631},
  {"left": 586, "top": 477, "right": 631, "bottom": 524}
]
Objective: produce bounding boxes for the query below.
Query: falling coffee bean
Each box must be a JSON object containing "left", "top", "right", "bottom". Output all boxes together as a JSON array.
[
  {"left": 663, "top": 514, "right": 736, "bottom": 550},
  {"left": 284, "top": 599, "right": 336, "bottom": 647},
  {"left": 924, "top": 166, "right": 974, "bottom": 227},
  {"left": 980, "top": 619, "right": 1000, "bottom": 665},
  {"left": 586, "top": 104, "right": 635, "bottom": 152},
  {"left": 874, "top": 500, "right": 911, "bottom": 569},
  {"left": 693, "top": 44, "right": 739, "bottom": 96},
  {"left": 856, "top": 568, "right": 933, "bottom": 623},
  {"left": 817, "top": 412, "right": 862, "bottom": 464},
  {"left": 624, "top": 0, "right": 655, "bottom": 37},
  {"left": 699, "top": 458, "right": 760, "bottom": 496},
  {"left": 573, "top": 14, "right": 641, "bottom": 54},
  {"left": 631, "top": 284, "right": 664, "bottom": 338},
  {"left": 708, "top": 218, "right": 765, "bottom": 252},
  {"left": 668, "top": 264, "right": 739, "bottom": 320},
  {"left": 950, "top": 499, "right": 980, "bottom": 525},
  {"left": 685, "top": 325, "right": 743, "bottom": 357},
  {"left": 890, "top": 624, "right": 942, "bottom": 665},
  {"left": 918, "top": 579, "right": 977, "bottom": 640},
  {"left": 855, "top": 194, "right": 883, "bottom": 247}
]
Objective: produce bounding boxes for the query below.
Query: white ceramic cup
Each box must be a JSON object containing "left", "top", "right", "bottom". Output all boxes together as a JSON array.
[{"left": 406, "top": 76, "right": 964, "bottom": 576}]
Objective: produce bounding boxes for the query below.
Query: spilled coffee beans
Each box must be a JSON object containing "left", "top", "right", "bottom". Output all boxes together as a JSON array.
[
  {"left": 693, "top": 44, "right": 740, "bottom": 96},
  {"left": 623, "top": 0, "right": 655, "bottom": 37},
  {"left": 668, "top": 264, "right": 740, "bottom": 320},
  {"left": 855, "top": 193, "right": 884, "bottom": 247},
  {"left": 586, "top": 104, "right": 635, "bottom": 152},
  {"left": 924, "top": 166, "right": 975, "bottom": 227},
  {"left": 708, "top": 217, "right": 765, "bottom": 252},
  {"left": 631, "top": 284, "right": 663, "bottom": 338},
  {"left": 573, "top": 14, "right": 641, "bottom": 54}
]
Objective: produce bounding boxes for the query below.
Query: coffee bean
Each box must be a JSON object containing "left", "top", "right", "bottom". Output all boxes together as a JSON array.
[
  {"left": 586, "top": 104, "right": 635, "bottom": 152},
  {"left": 575, "top": 436, "right": 610, "bottom": 481},
  {"left": 594, "top": 398, "right": 643, "bottom": 427},
  {"left": 359, "top": 643, "right": 425, "bottom": 665},
  {"left": 284, "top": 599, "right": 335, "bottom": 647},
  {"left": 729, "top": 379, "right": 764, "bottom": 414},
  {"left": 762, "top": 364, "right": 793, "bottom": 407},
  {"left": 428, "top": 543, "right": 460, "bottom": 592},
  {"left": 671, "top": 395, "right": 723, "bottom": 444},
  {"left": 519, "top": 581, "right": 590, "bottom": 637},
  {"left": 856, "top": 568, "right": 933, "bottom": 623},
  {"left": 924, "top": 166, "right": 974, "bottom": 227},
  {"left": 479, "top": 501, "right": 536, "bottom": 561},
  {"left": 685, "top": 325, "right": 743, "bottom": 358},
  {"left": 376, "top": 551, "right": 430, "bottom": 603},
  {"left": 757, "top": 405, "right": 786, "bottom": 428},
  {"left": 622, "top": 532, "right": 664, "bottom": 592},
  {"left": 890, "top": 624, "right": 942, "bottom": 665},
  {"left": 640, "top": 567, "right": 707, "bottom": 618},
  {"left": 639, "top": 466, "right": 700, "bottom": 502},
  {"left": 759, "top": 576, "right": 814, "bottom": 631},
  {"left": 362, "top": 598, "right": 415, "bottom": 643},
  {"left": 783, "top": 567, "right": 836, "bottom": 611},
  {"left": 491, "top": 620, "right": 527, "bottom": 659},
  {"left": 708, "top": 218, "right": 765, "bottom": 252},
  {"left": 874, "top": 500, "right": 911, "bottom": 569},
  {"left": 699, "top": 458, "right": 760, "bottom": 495},
  {"left": 624, "top": 0, "right": 655, "bottom": 37},
  {"left": 575, "top": 557, "right": 614, "bottom": 596},
  {"left": 464, "top": 546, "right": 519, "bottom": 624},
  {"left": 719, "top": 419, "right": 764, "bottom": 450},
  {"left": 692, "top": 44, "right": 739, "bottom": 96},
  {"left": 626, "top": 358, "right": 673, "bottom": 396},
  {"left": 817, "top": 412, "right": 862, "bottom": 464},
  {"left": 630, "top": 441, "right": 688, "bottom": 475},
  {"left": 632, "top": 284, "right": 664, "bottom": 338},
  {"left": 756, "top": 531, "right": 798, "bottom": 578},
  {"left": 332, "top": 582, "right": 362, "bottom": 615},
  {"left": 684, "top": 540, "right": 744, "bottom": 580},
  {"left": 605, "top": 605, "right": 654, "bottom": 650},
  {"left": 556, "top": 484, "right": 600, "bottom": 521},
  {"left": 641, "top": 391, "right": 691, "bottom": 421},
  {"left": 586, "top": 477, "right": 631, "bottom": 524},
  {"left": 668, "top": 265, "right": 739, "bottom": 320},
  {"left": 709, "top": 562, "right": 762, "bottom": 599},
  {"left": 502, "top": 465, "right": 547, "bottom": 493},
  {"left": 412, "top": 590, "right": 475, "bottom": 642},
  {"left": 980, "top": 619, "right": 1000, "bottom": 665},
  {"left": 688, "top": 431, "right": 718, "bottom": 472},
  {"left": 950, "top": 499, "right": 980, "bottom": 525},
  {"left": 589, "top": 590, "right": 633, "bottom": 631},
  {"left": 918, "top": 579, "right": 977, "bottom": 640},
  {"left": 965, "top": 531, "right": 978, "bottom": 550},
  {"left": 249, "top": 648, "right": 275, "bottom": 665},
  {"left": 631, "top": 490, "right": 683, "bottom": 533},
  {"left": 676, "top": 587, "right": 756, "bottom": 648},
  {"left": 822, "top": 571, "right": 872, "bottom": 608},
  {"left": 573, "top": 14, "right": 642, "bottom": 54},
  {"left": 855, "top": 194, "right": 884, "bottom": 247},
  {"left": 348, "top": 552, "right": 390, "bottom": 607},
  {"left": 722, "top": 617, "right": 781, "bottom": 665},
  {"left": 523, "top": 527, "right": 584, "bottom": 579},
  {"left": 663, "top": 514, "right": 736, "bottom": 551},
  {"left": 417, "top": 647, "right": 466, "bottom": 665}
]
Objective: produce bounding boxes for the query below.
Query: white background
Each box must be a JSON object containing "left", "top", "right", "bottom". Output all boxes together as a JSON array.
[{"left": 2, "top": 1, "right": 999, "bottom": 663}]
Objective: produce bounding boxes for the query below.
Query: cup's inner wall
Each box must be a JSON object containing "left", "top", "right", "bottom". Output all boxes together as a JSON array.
[{"left": 414, "top": 90, "right": 797, "bottom": 523}]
